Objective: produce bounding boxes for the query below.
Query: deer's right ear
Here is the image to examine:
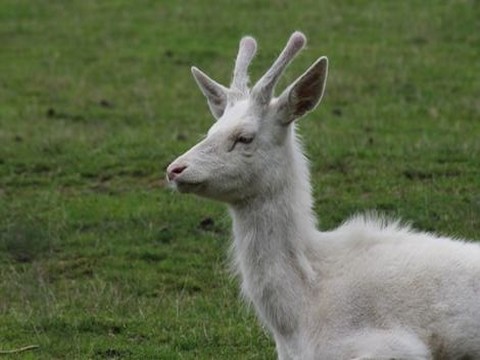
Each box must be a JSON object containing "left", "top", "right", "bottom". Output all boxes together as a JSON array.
[
  {"left": 191, "top": 66, "right": 228, "bottom": 120},
  {"left": 274, "top": 57, "right": 328, "bottom": 125}
]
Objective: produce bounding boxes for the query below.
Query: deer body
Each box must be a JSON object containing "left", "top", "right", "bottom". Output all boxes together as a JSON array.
[{"left": 166, "top": 32, "right": 480, "bottom": 359}]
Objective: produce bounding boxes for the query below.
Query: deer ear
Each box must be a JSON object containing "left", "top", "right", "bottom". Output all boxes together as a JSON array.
[
  {"left": 191, "top": 66, "right": 228, "bottom": 120},
  {"left": 275, "top": 57, "right": 328, "bottom": 124}
]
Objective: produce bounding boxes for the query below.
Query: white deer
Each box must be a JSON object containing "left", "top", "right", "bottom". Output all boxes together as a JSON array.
[{"left": 166, "top": 32, "right": 480, "bottom": 359}]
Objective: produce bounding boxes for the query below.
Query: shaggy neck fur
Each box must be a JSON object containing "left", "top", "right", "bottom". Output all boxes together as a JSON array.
[{"left": 229, "top": 127, "right": 318, "bottom": 336}]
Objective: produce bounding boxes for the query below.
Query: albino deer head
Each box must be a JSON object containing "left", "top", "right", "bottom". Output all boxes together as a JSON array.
[{"left": 167, "top": 32, "right": 328, "bottom": 204}]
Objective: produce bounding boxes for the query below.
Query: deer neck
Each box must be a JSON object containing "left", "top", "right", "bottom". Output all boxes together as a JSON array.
[{"left": 228, "top": 133, "right": 317, "bottom": 336}]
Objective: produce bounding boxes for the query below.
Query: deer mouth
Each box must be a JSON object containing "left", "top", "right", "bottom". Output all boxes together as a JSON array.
[{"left": 171, "top": 178, "right": 205, "bottom": 194}]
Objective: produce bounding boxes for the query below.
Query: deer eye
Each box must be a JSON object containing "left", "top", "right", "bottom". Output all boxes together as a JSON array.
[
  {"left": 228, "top": 133, "right": 255, "bottom": 152},
  {"left": 237, "top": 135, "right": 254, "bottom": 144}
]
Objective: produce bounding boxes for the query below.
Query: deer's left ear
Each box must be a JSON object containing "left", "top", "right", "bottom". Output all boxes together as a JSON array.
[
  {"left": 191, "top": 66, "right": 228, "bottom": 120},
  {"left": 275, "top": 57, "right": 328, "bottom": 124}
]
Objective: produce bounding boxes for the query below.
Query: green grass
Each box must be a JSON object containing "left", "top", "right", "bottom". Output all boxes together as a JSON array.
[{"left": 0, "top": 0, "right": 479, "bottom": 358}]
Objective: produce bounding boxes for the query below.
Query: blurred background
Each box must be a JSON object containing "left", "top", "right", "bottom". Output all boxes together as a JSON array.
[{"left": 0, "top": 1, "right": 478, "bottom": 358}]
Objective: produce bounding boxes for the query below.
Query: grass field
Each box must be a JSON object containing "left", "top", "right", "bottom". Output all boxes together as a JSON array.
[{"left": 0, "top": 0, "right": 479, "bottom": 358}]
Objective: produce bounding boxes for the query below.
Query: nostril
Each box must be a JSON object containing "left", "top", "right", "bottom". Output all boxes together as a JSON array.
[
  {"left": 172, "top": 165, "right": 187, "bottom": 175},
  {"left": 167, "top": 165, "right": 187, "bottom": 181}
]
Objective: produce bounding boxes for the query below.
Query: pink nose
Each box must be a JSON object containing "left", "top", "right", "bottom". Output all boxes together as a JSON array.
[{"left": 167, "top": 165, "right": 187, "bottom": 181}]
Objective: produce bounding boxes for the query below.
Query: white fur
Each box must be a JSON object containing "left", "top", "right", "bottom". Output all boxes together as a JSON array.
[{"left": 166, "top": 32, "right": 480, "bottom": 359}]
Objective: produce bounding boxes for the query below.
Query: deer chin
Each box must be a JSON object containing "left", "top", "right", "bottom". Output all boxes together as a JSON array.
[
  {"left": 174, "top": 178, "right": 242, "bottom": 203},
  {"left": 172, "top": 178, "right": 206, "bottom": 194}
]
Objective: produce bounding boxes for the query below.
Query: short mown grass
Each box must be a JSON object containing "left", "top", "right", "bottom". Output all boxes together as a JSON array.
[{"left": 1, "top": 0, "right": 479, "bottom": 358}]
